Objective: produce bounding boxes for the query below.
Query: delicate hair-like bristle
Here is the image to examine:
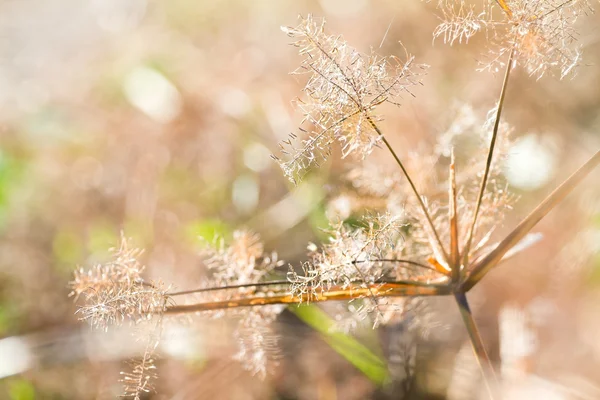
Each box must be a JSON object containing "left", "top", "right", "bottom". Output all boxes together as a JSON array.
[
  {"left": 66, "top": 9, "right": 600, "bottom": 397},
  {"left": 287, "top": 213, "right": 411, "bottom": 299},
  {"left": 199, "top": 230, "right": 286, "bottom": 376},
  {"left": 433, "top": 0, "right": 595, "bottom": 78},
  {"left": 69, "top": 236, "right": 168, "bottom": 398},
  {"left": 202, "top": 230, "right": 283, "bottom": 287},
  {"left": 233, "top": 308, "right": 282, "bottom": 378},
  {"left": 433, "top": 1, "right": 492, "bottom": 45},
  {"left": 275, "top": 15, "right": 426, "bottom": 184},
  {"left": 330, "top": 106, "right": 516, "bottom": 289},
  {"left": 69, "top": 236, "right": 167, "bottom": 331},
  {"left": 121, "top": 316, "right": 164, "bottom": 399}
]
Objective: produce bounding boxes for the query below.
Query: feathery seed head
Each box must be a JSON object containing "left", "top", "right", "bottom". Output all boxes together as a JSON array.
[
  {"left": 434, "top": 0, "right": 596, "bottom": 78},
  {"left": 69, "top": 236, "right": 167, "bottom": 331},
  {"left": 275, "top": 15, "right": 426, "bottom": 183}
]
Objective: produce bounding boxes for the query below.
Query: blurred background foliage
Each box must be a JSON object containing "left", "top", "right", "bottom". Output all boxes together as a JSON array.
[{"left": 0, "top": 0, "right": 599, "bottom": 399}]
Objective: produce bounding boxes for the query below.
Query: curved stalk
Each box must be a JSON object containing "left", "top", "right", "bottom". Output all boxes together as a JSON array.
[{"left": 366, "top": 116, "right": 450, "bottom": 265}]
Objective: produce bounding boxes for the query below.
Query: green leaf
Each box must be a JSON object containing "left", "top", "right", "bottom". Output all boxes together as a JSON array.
[
  {"left": 0, "top": 302, "right": 19, "bottom": 335},
  {"left": 53, "top": 228, "right": 83, "bottom": 272},
  {"left": 86, "top": 220, "right": 118, "bottom": 257},
  {"left": 184, "top": 219, "right": 231, "bottom": 245},
  {"left": 8, "top": 379, "right": 36, "bottom": 400},
  {"left": 290, "top": 304, "right": 389, "bottom": 385},
  {"left": 0, "top": 152, "right": 26, "bottom": 233}
]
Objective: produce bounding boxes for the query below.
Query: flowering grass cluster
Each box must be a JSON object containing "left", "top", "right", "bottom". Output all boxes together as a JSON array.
[
  {"left": 435, "top": 0, "right": 595, "bottom": 77},
  {"left": 70, "top": 2, "right": 600, "bottom": 399}
]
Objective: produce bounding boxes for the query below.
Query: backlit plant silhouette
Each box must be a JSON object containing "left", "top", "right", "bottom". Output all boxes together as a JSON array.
[{"left": 70, "top": 6, "right": 600, "bottom": 400}]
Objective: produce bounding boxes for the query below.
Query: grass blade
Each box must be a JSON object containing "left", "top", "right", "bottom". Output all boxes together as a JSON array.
[
  {"left": 464, "top": 149, "right": 600, "bottom": 290},
  {"left": 291, "top": 304, "right": 389, "bottom": 385}
]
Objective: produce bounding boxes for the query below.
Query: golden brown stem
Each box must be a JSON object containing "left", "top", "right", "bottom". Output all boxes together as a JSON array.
[
  {"left": 495, "top": 0, "right": 513, "bottom": 17},
  {"left": 165, "top": 281, "right": 451, "bottom": 314},
  {"left": 462, "top": 47, "right": 515, "bottom": 267},
  {"left": 464, "top": 149, "right": 600, "bottom": 291},
  {"left": 449, "top": 148, "right": 460, "bottom": 282},
  {"left": 454, "top": 292, "right": 499, "bottom": 399}
]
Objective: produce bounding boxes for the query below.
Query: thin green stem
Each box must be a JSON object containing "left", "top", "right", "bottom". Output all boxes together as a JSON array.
[
  {"left": 454, "top": 292, "right": 498, "bottom": 400},
  {"left": 462, "top": 47, "right": 515, "bottom": 268}
]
